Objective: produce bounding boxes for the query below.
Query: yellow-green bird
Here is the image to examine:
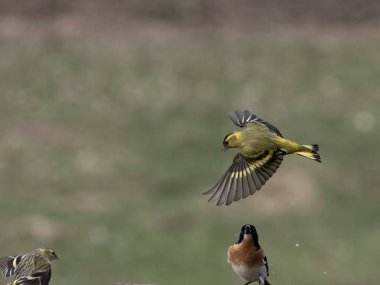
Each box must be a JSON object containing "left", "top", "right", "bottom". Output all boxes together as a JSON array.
[
  {"left": 0, "top": 248, "right": 59, "bottom": 285},
  {"left": 203, "top": 110, "right": 321, "bottom": 206}
]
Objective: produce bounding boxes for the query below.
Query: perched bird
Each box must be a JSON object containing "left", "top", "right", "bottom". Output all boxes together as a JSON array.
[
  {"left": 228, "top": 224, "right": 270, "bottom": 285},
  {"left": 0, "top": 248, "right": 59, "bottom": 285},
  {"left": 203, "top": 110, "right": 321, "bottom": 206}
]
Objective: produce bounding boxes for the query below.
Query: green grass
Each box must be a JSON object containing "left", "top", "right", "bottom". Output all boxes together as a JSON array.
[{"left": 0, "top": 30, "right": 379, "bottom": 285}]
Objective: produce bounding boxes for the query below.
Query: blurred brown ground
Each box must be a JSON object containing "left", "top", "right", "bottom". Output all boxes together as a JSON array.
[
  {"left": 0, "top": 0, "right": 380, "bottom": 31},
  {"left": 0, "top": 0, "right": 379, "bottom": 46}
]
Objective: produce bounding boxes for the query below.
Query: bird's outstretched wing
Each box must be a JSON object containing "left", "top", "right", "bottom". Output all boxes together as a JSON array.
[
  {"left": 229, "top": 110, "right": 283, "bottom": 137},
  {"left": 0, "top": 255, "right": 24, "bottom": 278},
  {"left": 203, "top": 149, "right": 285, "bottom": 206}
]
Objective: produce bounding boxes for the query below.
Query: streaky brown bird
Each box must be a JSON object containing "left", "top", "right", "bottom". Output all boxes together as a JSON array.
[{"left": 0, "top": 248, "right": 59, "bottom": 285}]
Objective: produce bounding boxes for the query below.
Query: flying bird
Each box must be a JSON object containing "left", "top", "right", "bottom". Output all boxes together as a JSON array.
[
  {"left": 203, "top": 110, "right": 321, "bottom": 206},
  {"left": 0, "top": 248, "right": 60, "bottom": 285},
  {"left": 228, "top": 224, "right": 270, "bottom": 285}
]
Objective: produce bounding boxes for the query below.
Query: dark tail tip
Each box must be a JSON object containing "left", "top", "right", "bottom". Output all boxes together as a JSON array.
[{"left": 312, "top": 144, "right": 321, "bottom": 162}]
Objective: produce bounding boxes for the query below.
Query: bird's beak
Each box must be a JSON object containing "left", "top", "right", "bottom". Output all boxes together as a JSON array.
[
  {"left": 223, "top": 144, "right": 230, "bottom": 151},
  {"left": 54, "top": 254, "right": 60, "bottom": 260}
]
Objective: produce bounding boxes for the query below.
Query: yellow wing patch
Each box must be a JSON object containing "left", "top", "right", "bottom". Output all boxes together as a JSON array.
[{"left": 203, "top": 149, "right": 286, "bottom": 206}]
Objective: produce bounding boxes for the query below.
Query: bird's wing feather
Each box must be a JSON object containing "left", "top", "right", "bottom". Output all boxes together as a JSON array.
[
  {"left": 203, "top": 149, "right": 285, "bottom": 206},
  {"left": 0, "top": 255, "right": 23, "bottom": 278},
  {"left": 34, "top": 270, "right": 51, "bottom": 285},
  {"left": 229, "top": 110, "right": 283, "bottom": 137},
  {"left": 263, "top": 255, "right": 269, "bottom": 276},
  {"left": 12, "top": 276, "right": 41, "bottom": 285},
  {"left": 12, "top": 270, "right": 51, "bottom": 285}
]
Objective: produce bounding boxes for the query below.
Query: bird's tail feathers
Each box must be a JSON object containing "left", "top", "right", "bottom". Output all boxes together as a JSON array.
[
  {"left": 297, "top": 144, "right": 321, "bottom": 162},
  {"left": 303, "top": 144, "right": 319, "bottom": 152}
]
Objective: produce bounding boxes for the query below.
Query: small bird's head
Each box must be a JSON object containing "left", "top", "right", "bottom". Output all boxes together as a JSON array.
[
  {"left": 236, "top": 224, "right": 260, "bottom": 248},
  {"left": 38, "top": 248, "right": 60, "bottom": 262},
  {"left": 223, "top": 132, "right": 240, "bottom": 151}
]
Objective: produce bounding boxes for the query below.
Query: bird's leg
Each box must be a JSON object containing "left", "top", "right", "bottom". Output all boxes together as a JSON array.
[{"left": 243, "top": 282, "right": 252, "bottom": 285}]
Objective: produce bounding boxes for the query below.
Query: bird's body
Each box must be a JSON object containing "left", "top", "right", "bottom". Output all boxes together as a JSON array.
[
  {"left": 203, "top": 110, "right": 321, "bottom": 206},
  {"left": 0, "top": 248, "right": 59, "bottom": 285},
  {"left": 234, "top": 123, "right": 316, "bottom": 158},
  {"left": 233, "top": 124, "right": 276, "bottom": 157},
  {"left": 228, "top": 225, "right": 270, "bottom": 285}
]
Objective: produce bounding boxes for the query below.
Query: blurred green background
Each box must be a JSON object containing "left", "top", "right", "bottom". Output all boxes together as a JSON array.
[{"left": 0, "top": 1, "right": 379, "bottom": 285}]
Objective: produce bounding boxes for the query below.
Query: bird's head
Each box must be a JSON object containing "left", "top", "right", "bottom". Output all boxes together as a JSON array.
[
  {"left": 236, "top": 224, "right": 260, "bottom": 249},
  {"left": 39, "top": 248, "right": 60, "bottom": 262},
  {"left": 223, "top": 132, "right": 240, "bottom": 151}
]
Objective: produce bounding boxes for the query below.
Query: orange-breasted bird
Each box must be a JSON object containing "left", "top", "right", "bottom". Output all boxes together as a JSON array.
[
  {"left": 228, "top": 224, "right": 270, "bottom": 285},
  {"left": 203, "top": 110, "right": 321, "bottom": 206}
]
